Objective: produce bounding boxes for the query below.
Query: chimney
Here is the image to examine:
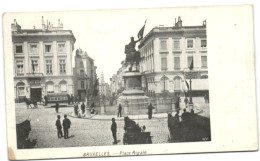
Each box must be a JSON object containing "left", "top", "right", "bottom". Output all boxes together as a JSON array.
[
  {"left": 33, "top": 26, "right": 35, "bottom": 29},
  {"left": 58, "top": 19, "right": 60, "bottom": 27},
  {"left": 11, "top": 19, "right": 21, "bottom": 32},
  {"left": 177, "top": 16, "right": 182, "bottom": 27},
  {"left": 42, "top": 16, "right": 45, "bottom": 30},
  {"left": 203, "top": 20, "right": 206, "bottom": 27}
]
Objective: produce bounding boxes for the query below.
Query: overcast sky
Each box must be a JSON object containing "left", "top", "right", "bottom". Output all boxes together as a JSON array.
[{"left": 8, "top": 8, "right": 206, "bottom": 82}]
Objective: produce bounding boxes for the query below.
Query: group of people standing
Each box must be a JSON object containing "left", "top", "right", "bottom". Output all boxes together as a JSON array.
[
  {"left": 55, "top": 114, "right": 71, "bottom": 139},
  {"left": 74, "top": 102, "right": 95, "bottom": 118}
]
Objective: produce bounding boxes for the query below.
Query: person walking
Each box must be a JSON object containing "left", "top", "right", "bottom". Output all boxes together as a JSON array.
[
  {"left": 44, "top": 95, "right": 48, "bottom": 106},
  {"left": 71, "top": 94, "right": 74, "bottom": 104},
  {"left": 184, "top": 97, "right": 189, "bottom": 108},
  {"left": 111, "top": 118, "right": 117, "bottom": 144},
  {"left": 117, "top": 104, "right": 122, "bottom": 118},
  {"left": 55, "top": 102, "right": 59, "bottom": 113},
  {"left": 74, "top": 102, "right": 79, "bottom": 116},
  {"left": 175, "top": 95, "right": 180, "bottom": 110},
  {"left": 62, "top": 114, "right": 71, "bottom": 139},
  {"left": 148, "top": 103, "right": 154, "bottom": 119},
  {"left": 55, "top": 115, "right": 63, "bottom": 138},
  {"left": 81, "top": 102, "right": 85, "bottom": 115}
]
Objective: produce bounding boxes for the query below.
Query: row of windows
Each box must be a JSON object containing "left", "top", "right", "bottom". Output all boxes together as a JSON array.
[
  {"left": 160, "top": 39, "right": 207, "bottom": 50},
  {"left": 161, "top": 56, "right": 207, "bottom": 70},
  {"left": 16, "top": 59, "right": 67, "bottom": 76},
  {"left": 15, "top": 43, "right": 67, "bottom": 54}
]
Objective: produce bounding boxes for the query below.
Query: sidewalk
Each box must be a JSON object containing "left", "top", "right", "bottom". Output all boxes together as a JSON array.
[{"left": 66, "top": 107, "right": 204, "bottom": 121}]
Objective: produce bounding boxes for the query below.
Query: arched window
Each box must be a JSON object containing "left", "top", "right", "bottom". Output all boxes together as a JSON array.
[
  {"left": 59, "top": 80, "right": 67, "bottom": 92},
  {"left": 174, "top": 76, "right": 182, "bottom": 91},
  {"left": 201, "top": 75, "right": 208, "bottom": 79},
  {"left": 17, "top": 82, "right": 25, "bottom": 96},
  {"left": 160, "top": 76, "right": 169, "bottom": 92},
  {"left": 46, "top": 81, "right": 54, "bottom": 93}
]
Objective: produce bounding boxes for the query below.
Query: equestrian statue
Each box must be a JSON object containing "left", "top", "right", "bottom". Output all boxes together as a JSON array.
[{"left": 124, "top": 20, "right": 146, "bottom": 71}]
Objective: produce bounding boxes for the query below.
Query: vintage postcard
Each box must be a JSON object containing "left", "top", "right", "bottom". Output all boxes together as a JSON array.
[{"left": 3, "top": 5, "right": 258, "bottom": 160}]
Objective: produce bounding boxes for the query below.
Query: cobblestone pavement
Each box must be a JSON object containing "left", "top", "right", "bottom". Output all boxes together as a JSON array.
[
  {"left": 16, "top": 103, "right": 169, "bottom": 148},
  {"left": 15, "top": 100, "right": 209, "bottom": 148}
]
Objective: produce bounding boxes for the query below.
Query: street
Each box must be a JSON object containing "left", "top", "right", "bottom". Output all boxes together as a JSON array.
[
  {"left": 16, "top": 99, "right": 209, "bottom": 148},
  {"left": 16, "top": 104, "right": 168, "bottom": 148}
]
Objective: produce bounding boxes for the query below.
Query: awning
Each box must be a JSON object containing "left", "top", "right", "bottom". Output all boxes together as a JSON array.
[{"left": 182, "top": 79, "right": 209, "bottom": 91}]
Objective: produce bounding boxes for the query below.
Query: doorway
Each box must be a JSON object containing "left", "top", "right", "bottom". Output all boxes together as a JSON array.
[{"left": 30, "top": 88, "right": 42, "bottom": 102}]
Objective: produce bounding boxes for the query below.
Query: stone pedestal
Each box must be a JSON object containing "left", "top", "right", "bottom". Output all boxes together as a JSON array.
[
  {"left": 101, "top": 106, "right": 106, "bottom": 114},
  {"left": 85, "top": 108, "right": 91, "bottom": 117},
  {"left": 123, "top": 106, "right": 129, "bottom": 115},
  {"left": 117, "top": 71, "right": 149, "bottom": 115}
]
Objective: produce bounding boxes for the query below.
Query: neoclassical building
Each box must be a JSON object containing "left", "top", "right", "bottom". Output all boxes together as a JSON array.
[
  {"left": 12, "top": 17, "right": 76, "bottom": 102},
  {"left": 139, "top": 17, "right": 208, "bottom": 97}
]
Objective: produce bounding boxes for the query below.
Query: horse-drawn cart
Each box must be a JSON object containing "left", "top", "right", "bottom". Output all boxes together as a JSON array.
[{"left": 123, "top": 117, "right": 152, "bottom": 144}]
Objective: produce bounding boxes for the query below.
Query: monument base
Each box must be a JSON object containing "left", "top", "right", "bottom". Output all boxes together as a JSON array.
[{"left": 117, "top": 94, "right": 149, "bottom": 115}]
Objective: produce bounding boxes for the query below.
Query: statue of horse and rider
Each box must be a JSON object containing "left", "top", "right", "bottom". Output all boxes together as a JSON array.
[{"left": 125, "top": 37, "right": 142, "bottom": 71}]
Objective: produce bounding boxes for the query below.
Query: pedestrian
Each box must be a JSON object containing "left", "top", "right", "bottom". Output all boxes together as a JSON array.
[
  {"left": 62, "top": 114, "right": 71, "bottom": 139},
  {"left": 184, "top": 97, "right": 188, "bottom": 107},
  {"left": 74, "top": 102, "right": 78, "bottom": 116},
  {"left": 117, "top": 103, "right": 122, "bottom": 118},
  {"left": 55, "top": 115, "right": 63, "bottom": 138},
  {"left": 67, "top": 94, "right": 70, "bottom": 105},
  {"left": 71, "top": 94, "right": 74, "bottom": 104},
  {"left": 175, "top": 95, "right": 180, "bottom": 110},
  {"left": 44, "top": 95, "right": 48, "bottom": 106},
  {"left": 81, "top": 102, "right": 85, "bottom": 115},
  {"left": 111, "top": 118, "right": 117, "bottom": 144},
  {"left": 55, "top": 102, "right": 59, "bottom": 113},
  {"left": 147, "top": 103, "right": 154, "bottom": 119}
]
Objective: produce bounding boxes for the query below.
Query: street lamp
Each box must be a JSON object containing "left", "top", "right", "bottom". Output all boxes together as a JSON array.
[
  {"left": 161, "top": 74, "right": 167, "bottom": 93},
  {"left": 189, "top": 69, "right": 193, "bottom": 104}
]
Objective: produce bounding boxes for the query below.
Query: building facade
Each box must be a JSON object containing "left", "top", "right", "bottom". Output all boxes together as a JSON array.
[
  {"left": 99, "top": 71, "right": 111, "bottom": 98},
  {"left": 12, "top": 17, "right": 76, "bottom": 102},
  {"left": 109, "top": 60, "right": 127, "bottom": 96},
  {"left": 73, "top": 48, "right": 97, "bottom": 102},
  {"left": 139, "top": 17, "right": 208, "bottom": 97}
]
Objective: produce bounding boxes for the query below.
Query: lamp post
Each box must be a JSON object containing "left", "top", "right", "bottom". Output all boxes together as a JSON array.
[
  {"left": 189, "top": 69, "right": 193, "bottom": 104},
  {"left": 161, "top": 75, "right": 167, "bottom": 93}
]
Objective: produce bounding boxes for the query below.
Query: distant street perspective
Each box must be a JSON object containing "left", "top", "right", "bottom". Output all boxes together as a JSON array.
[{"left": 12, "top": 15, "right": 210, "bottom": 148}]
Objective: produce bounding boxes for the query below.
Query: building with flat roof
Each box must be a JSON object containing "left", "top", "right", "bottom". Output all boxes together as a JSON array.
[
  {"left": 12, "top": 17, "right": 76, "bottom": 102},
  {"left": 138, "top": 17, "right": 208, "bottom": 97}
]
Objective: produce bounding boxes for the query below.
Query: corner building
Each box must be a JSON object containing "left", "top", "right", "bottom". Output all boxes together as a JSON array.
[
  {"left": 73, "top": 48, "right": 97, "bottom": 102},
  {"left": 139, "top": 17, "right": 208, "bottom": 97},
  {"left": 12, "top": 18, "right": 76, "bottom": 102}
]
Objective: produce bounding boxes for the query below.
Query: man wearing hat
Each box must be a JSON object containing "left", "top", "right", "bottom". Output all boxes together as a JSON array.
[
  {"left": 55, "top": 115, "right": 63, "bottom": 138},
  {"left": 62, "top": 114, "right": 71, "bottom": 139},
  {"left": 111, "top": 118, "right": 117, "bottom": 144}
]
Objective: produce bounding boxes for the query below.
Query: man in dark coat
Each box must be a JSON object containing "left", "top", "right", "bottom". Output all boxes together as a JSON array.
[
  {"left": 175, "top": 96, "right": 180, "bottom": 110},
  {"left": 184, "top": 97, "right": 189, "bottom": 108},
  {"left": 71, "top": 94, "right": 74, "bottom": 104},
  {"left": 55, "top": 115, "right": 63, "bottom": 138},
  {"left": 148, "top": 103, "right": 154, "bottom": 119},
  {"left": 117, "top": 104, "right": 122, "bottom": 118},
  {"left": 55, "top": 102, "right": 59, "bottom": 113},
  {"left": 111, "top": 118, "right": 117, "bottom": 144},
  {"left": 44, "top": 95, "right": 48, "bottom": 106},
  {"left": 81, "top": 102, "right": 85, "bottom": 114},
  {"left": 67, "top": 94, "right": 70, "bottom": 105},
  {"left": 74, "top": 102, "right": 79, "bottom": 116},
  {"left": 62, "top": 114, "right": 71, "bottom": 139}
]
